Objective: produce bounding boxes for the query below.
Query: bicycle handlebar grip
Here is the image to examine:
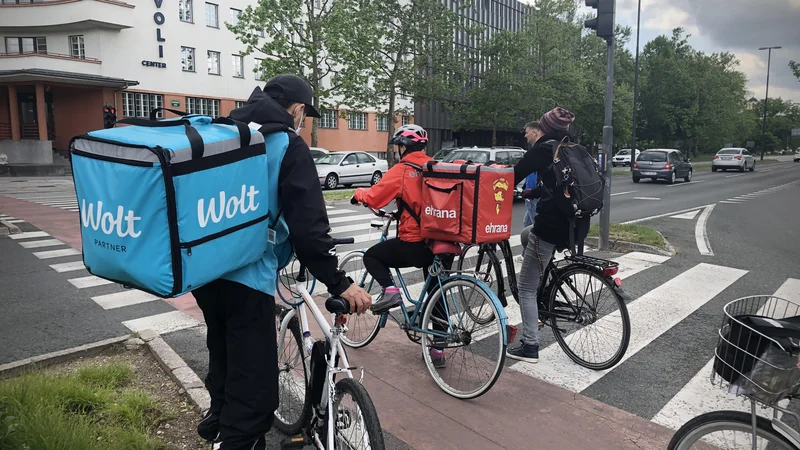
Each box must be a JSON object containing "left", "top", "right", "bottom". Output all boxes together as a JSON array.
[{"left": 331, "top": 237, "right": 355, "bottom": 245}]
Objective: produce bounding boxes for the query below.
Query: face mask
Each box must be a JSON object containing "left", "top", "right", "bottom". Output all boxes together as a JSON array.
[{"left": 293, "top": 106, "right": 305, "bottom": 131}]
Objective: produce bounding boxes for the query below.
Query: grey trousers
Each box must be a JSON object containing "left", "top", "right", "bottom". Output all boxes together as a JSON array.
[{"left": 517, "top": 227, "right": 555, "bottom": 346}]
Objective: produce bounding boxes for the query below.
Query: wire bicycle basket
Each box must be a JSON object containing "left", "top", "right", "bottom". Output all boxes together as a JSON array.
[{"left": 711, "top": 295, "right": 800, "bottom": 406}]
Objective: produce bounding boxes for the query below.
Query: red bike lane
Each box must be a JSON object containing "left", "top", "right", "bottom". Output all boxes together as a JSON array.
[{"left": 0, "top": 194, "right": 675, "bottom": 449}]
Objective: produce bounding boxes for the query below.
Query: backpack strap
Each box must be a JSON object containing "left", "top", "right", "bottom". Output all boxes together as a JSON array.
[{"left": 395, "top": 162, "right": 422, "bottom": 226}]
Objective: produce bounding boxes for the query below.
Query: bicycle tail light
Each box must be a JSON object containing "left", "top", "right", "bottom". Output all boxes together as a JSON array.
[{"left": 614, "top": 277, "right": 622, "bottom": 287}]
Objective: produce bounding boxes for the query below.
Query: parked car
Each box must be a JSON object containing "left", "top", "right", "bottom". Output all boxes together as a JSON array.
[
  {"left": 793, "top": 150, "right": 800, "bottom": 163},
  {"left": 612, "top": 148, "right": 640, "bottom": 167},
  {"left": 442, "top": 146, "right": 527, "bottom": 199},
  {"left": 316, "top": 151, "right": 388, "bottom": 190},
  {"left": 712, "top": 148, "right": 756, "bottom": 172},
  {"left": 309, "top": 147, "right": 329, "bottom": 161},
  {"left": 632, "top": 149, "right": 693, "bottom": 184},
  {"left": 432, "top": 147, "right": 457, "bottom": 161}
]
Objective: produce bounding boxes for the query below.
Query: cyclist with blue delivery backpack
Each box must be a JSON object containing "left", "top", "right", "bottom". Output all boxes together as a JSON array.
[{"left": 191, "top": 74, "right": 372, "bottom": 450}]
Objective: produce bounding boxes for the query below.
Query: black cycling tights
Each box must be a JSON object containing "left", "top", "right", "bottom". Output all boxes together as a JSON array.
[{"left": 363, "top": 238, "right": 434, "bottom": 289}]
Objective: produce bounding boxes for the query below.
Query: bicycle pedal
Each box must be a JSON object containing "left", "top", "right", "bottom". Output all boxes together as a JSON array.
[{"left": 280, "top": 435, "right": 311, "bottom": 449}]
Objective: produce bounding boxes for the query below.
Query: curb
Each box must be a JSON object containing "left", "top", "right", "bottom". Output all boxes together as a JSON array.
[
  {"left": 0, "top": 219, "right": 20, "bottom": 235},
  {"left": 139, "top": 328, "right": 210, "bottom": 415},
  {"left": 585, "top": 232, "right": 675, "bottom": 257},
  {"left": 0, "top": 334, "right": 132, "bottom": 378}
]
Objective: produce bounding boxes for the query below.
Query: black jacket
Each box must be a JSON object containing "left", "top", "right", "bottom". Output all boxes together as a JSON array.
[
  {"left": 514, "top": 130, "right": 589, "bottom": 250},
  {"left": 230, "top": 87, "right": 350, "bottom": 296}
]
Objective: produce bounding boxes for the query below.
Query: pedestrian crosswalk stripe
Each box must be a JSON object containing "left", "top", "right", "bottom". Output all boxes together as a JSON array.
[
  {"left": 9, "top": 231, "right": 50, "bottom": 240},
  {"left": 325, "top": 209, "right": 352, "bottom": 216},
  {"left": 122, "top": 310, "right": 201, "bottom": 335},
  {"left": 33, "top": 248, "right": 81, "bottom": 259},
  {"left": 69, "top": 275, "right": 114, "bottom": 289},
  {"left": 329, "top": 221, "right": 395, "bottom": 235},
  {"left": 50, "top": 261, "right": 86, "bottom": 273},
  {"left": 19, "top": 239, "right": 65, "bottom": 249},
  {"left": 651, "top": 277, "right": 800, "bottom": 429},
  {"left": 510, "top": 262, "right": 749, "bottom": 393},
  {"left": 92, "top": 290, "right": 159, "bottom": 309}
]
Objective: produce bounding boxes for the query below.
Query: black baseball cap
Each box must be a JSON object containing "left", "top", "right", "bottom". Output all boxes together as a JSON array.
[{"left": 263, "top": 74, "right": 321, "bottom": 118}]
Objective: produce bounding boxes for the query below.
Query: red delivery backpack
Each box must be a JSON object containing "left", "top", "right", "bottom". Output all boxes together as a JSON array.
[{"left": 407, "top": 160, "right": 514, "bottom": 244}]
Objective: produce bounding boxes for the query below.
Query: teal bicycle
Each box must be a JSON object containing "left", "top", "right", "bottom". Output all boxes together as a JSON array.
[{"left": 337, "top": 205, "right": 509, "bottom": 400}]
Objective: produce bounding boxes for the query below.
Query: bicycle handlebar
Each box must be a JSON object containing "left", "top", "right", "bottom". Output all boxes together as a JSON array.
[
  {"left": 361, "top": 204, "right": 399, "bottom": 220},
  {"left": 331, "top": 237, "right": 355, "bottom": 246}
]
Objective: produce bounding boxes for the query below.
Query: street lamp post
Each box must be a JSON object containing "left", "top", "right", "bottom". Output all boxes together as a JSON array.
[
  {"left": 759, "top": 46, "right": 781, "bottom": 161},
  {"left": 630, "top": 0, "right": 642, "bottom": 172}
]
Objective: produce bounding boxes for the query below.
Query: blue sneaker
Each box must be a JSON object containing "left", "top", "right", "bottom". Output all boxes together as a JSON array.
[{"left": 506, "top": 342, "right": 539, "bottom": 363}]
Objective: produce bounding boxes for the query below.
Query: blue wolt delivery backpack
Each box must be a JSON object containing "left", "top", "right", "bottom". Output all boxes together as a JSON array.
[{"left": 69, "top": 107, "right": 279, "bottom": 298}]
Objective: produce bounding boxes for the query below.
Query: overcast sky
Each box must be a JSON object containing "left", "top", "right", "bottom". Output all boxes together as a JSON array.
[{"left": 524, "top": 0, "right": 800, "bottom": 102}]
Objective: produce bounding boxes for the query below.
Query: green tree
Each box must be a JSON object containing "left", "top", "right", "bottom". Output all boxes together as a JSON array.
[
  {"left": 356, "top": 0, "right": 469, "bottom": 166},
  {"left": 227, "top": 0, "right": 376, "bottom": 147},
  {"left": 790, "top": 60, "right": 800, "bottom": 81}
]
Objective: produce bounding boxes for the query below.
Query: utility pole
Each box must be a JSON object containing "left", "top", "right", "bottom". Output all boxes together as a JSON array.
[
  {"left": 630, "top": 0, "right": 641, "bottom": 173},
  {"left": 759, "top": 46, "right": 781, "bottom": 161},
  {"left": 585, "top": 0, "right": 615, "bottom": 251}
]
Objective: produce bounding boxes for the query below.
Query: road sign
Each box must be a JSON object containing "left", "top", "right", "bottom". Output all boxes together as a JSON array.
[
  {"left": 746, "top": 141, "right": 755, "bottom": 148},
  {"left": 792, "top": 128, "right": 800, "bottom": 137},
  {"left": 170, "top": 100, "right": 180, "bottom": 107}
]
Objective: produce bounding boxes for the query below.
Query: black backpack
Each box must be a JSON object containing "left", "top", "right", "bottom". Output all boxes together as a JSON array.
[{"left": 541, "top": 137, "right": 605, "bottom": 219}]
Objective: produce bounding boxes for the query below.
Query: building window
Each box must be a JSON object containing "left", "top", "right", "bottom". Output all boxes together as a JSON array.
[
  {"left": 257, "top": 29, "right": 265, "bottom": 38},
  {"left": 232, "top": 55, "right": 244, "bottom": 78},
  {"left": 207, "top": 50, "right": 220, "bottom": 75},
  {"left": 186, "top": 97, "right": 220, "bottom": 118},
  {"left": 122, "top": 93, "right": 164, "bottom": 119},
  {"left": 205, "top": 2, "right": 218, "bottom": 28},
  {"left": 69, "top": 35, "right": 85, "bottom": 59},
  {"left": 254, "top": 58, "right": 265, "bottom": 80},
  {"left": 348, "top": 111, "right": 367, "bottom": 130},
  {"left": 235, "top": 101, "right": 246, "bottom": 109},
  {"left": 313, "top": 0, "right": 321, "bottom": 8},
  {"left": 401, "top": 115, "right": 411, "bottom": 126},
  {"left": 376, "top": 114, "right": 388, "bottom": 132},
  {"left": 181, "top": 46, "right": 195, "bottom": 72},
  {"left": 179, "top": 0, "right": 193, "bottom": 22},
  {"left": 230, "top": 8, "right": 241, "bottom": 26},
  {"left": 319, "top": 110, "right": 337, "bottom": 129},
  {"left": 4, "top": 37, "right": 47, "bottom": 55}
]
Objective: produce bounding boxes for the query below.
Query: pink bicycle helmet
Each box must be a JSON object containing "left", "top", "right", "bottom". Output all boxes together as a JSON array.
[{"left": 390, "top": 124, "right": 428, "bottom": 149}]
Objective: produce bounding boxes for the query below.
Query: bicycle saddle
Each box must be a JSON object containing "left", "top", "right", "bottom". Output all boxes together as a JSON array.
[{"left": 325, "top": 296, "right": 351, "bottom": 314}]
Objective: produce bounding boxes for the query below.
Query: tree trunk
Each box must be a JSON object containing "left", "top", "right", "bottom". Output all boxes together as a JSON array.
[
  {"left": 385, "top": 83, "right": 397, "bottom": 168},
  {"left": 311, "top": 52, "right": 319, "bottom": 147}
]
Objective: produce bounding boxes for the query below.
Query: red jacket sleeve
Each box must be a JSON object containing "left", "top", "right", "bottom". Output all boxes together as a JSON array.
[{"left": 354, "top": 164, "right": 404, "bottom": 209}]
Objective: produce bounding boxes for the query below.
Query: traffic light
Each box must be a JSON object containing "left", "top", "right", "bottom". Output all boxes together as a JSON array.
[
  {"left": 584, "top": 0, "right": 615, "bottom": 41},
  {"left": 103, "top": 105, "right": 117, "bottom": 129}
]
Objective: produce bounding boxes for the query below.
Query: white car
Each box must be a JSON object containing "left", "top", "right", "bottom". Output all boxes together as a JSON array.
[
  {"left": 712, "top": 148, "right": 756, "bottom": 172},
  {"left": 442, "top": 146, "right": 526, "bottom": 199},
  {"left": 316, "top": 151, "right": 388, "bottom": 190},
  {"left": 612, "top": 149, "right": 640, "bottom": 167},
  {"left": 309, "top": 147, "right": 329, "bottom": 161},
  {"left": 794, "top": 151, "right": 800, "bottom": 163}
]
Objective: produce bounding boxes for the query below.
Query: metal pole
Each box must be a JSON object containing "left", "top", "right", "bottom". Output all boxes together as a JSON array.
[
  {"left": 761, "top": 48, "right": 772, "bottom": 162},
  {"left": 599, "top": 36, "right": 615, "bottom": 251},
  {"left": 630, "top": 0, "right": 641, "bottom": 172}
]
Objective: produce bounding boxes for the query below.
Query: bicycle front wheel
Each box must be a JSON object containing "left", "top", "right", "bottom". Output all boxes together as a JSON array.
[
  {"left": 549, "top": 266, "right": 630, "bottom": 370},
  {"left": 421, "top": 278, "right": 506, "bottom": 399},
  {"left": 668, "top": 410, "right": 796, "bottom": 449},
  {"left": 274, "top": 311, "right": 311, "bottom": 434},
  {"left": 329, "top": 377, "right": 385, "bottom": 450},
  {"left": 337, "top": 251, "right": 382, "bottom": 349}
]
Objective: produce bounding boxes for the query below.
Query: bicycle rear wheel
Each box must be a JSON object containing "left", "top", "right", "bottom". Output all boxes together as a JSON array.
[
  {"left": 337, "top": 251, "right": 382, "bottom": 349},
  {"left": 274, "top": 310, "right": 311, "bottom": 434},
  {"left": 328, "top": 377, "right": 385, "bottom": 450},
  {"left": 668, "top": 410, "right": 796, "bottom": 449},
  {"left": 548, "top": 266, "right": 630, "bottom": 370},
  {"left": 457, "top": 244, "right": 504, "bottom": 325},
  {"left": 421, "top": 277, "right": 506, "bottom": 399}
]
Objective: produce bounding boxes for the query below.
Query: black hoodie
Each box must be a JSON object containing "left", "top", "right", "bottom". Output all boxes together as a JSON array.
[
  {"left": 514, "top": 130, "right": 589, "bottom": 250},
  {"left": 230, "top": 87, "right": 350, "bottom": 296}
]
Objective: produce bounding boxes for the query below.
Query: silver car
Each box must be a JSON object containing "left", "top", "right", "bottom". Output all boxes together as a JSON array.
[{"left": 712, "top": 148, "right": 756, "bottom": 172}]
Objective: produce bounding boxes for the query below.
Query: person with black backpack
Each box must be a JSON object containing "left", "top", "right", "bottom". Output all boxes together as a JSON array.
[{"left": 507, "top": 107, "right": 602, "bottom": 363}]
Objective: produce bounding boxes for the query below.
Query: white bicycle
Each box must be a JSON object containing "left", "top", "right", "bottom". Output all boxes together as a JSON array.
[{"left": 274, "top": 237, "right": 385, "bottom": 450}]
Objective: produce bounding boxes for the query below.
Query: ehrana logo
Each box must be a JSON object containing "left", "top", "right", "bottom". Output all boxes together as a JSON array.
[
  {"left": 198, "top": 185, "right": 260, "bottom": 228},
  {"left": 492, "top": 177, "right": 510, "bottom": 215},
  {"left": 424, "top": 205, "right": 457, "bottom": 219},
  {"left": 485, "top": 223, "right": 508, "bottom": 234},
  {"left": 81, "top": 200, "right": 142, "bottom": 238}
]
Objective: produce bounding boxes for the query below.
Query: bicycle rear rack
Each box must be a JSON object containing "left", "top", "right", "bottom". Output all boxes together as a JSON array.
[{"left": 561, "top": 254, "right": 619, "bottom": 269}]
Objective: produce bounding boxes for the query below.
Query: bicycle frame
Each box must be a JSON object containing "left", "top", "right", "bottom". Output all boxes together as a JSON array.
[{"left": 277, "top": 283, "right": 362, "bottom": 450}]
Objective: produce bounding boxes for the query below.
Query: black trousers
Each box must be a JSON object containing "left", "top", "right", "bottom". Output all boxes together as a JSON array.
[
  {"left": 192, "top": 279, "right": 277, "bottom": 450},
  {"left": 363, "top": 238, "right": 453, "bottom": 336}
]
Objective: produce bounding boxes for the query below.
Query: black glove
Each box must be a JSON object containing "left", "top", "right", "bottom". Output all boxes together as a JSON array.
[{"left": 350, "top": 196, "right": 359, "bottom": 205}]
